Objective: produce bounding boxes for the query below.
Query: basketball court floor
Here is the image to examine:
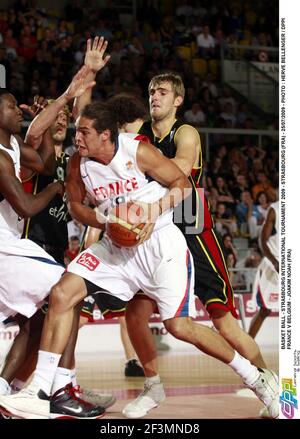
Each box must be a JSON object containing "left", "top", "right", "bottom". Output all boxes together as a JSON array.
[{"left": 76, "top": 347, "right": 278, "bottom": 419}]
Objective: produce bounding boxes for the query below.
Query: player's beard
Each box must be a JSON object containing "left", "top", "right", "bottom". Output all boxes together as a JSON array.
[{"left": 52, "top": 131, "right": 67, "bottom": 142}]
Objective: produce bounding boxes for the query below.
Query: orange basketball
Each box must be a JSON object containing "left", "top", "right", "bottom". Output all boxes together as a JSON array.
[{"left": 106, "top": 202, "right": 145, "bottom": 248}]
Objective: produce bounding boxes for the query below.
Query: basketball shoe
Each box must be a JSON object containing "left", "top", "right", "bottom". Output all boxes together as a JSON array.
[
  {"left": 0, "top": 382, "right": 105, "bottom": 419},
  {"left": 246, "top": 368, "right": 279, "bottom": 418},
  {"left": 122, "top": 380, "right": 165, "bottom": 418},
  {"left": 73, "top": 385, "right": 116, "bottom": 409},
  {"left": 50, "top": 383, "right": 105, "bottom": 419},
  {"left": 125, "top": 359, "right": 145, "bottom": 377},
  {"left": 259, "top": 406, "right": 271, "bottom": 418},
  {"left": 0, "top": 382, "right": 50, "bottom": 419}
]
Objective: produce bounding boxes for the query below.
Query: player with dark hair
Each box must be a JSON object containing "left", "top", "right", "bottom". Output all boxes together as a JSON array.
[
  {"left": 70, "top": 39, "right": 279, "bottom": 419},
  {"left": 0, "top": 96, "right": 278, "bottom": 420}
]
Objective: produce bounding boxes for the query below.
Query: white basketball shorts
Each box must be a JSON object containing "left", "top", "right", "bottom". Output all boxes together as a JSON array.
[
  {"left": 251, "top": 257, "right": 279, "bottom": 312},
  {"left": 0, "top": 238, "right": 64, "bottom": 322},
  {"left": 67, "top": 223, "right": 195, "bottom": 321}
]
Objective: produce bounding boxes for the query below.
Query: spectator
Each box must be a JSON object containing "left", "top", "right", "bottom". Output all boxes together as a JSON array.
[
  {"left": 256, "top": 191, "right": 270, "bottom": 222},
  {"left": 184, "top": 102, "right": 206, "bottom": 126},
  {"left": 236, "top": 190, "right": 264, "bottom": 239},
  {"left": 201, "top": 73, "right": 218, "bottom": 98},
  {"left": 128, "top": 36, "right": 145, "bottom": 56},
  {"left": 196, "top": 25, "right": 215, "bottom": 59},
  {"left": 67, "top": 219, "right": 84, "bottom": 241},
  {"left": 252, "top": 171, "right": 277, "bottom": 202},
  {"left": 65, "top": 235, "right": 80, "bottom": 262},
  {"left": 236, "top": 102, "right": 250, "bottom": 127},
  {"left": 225, "top": 252, "right": 243, "bottom": 288},
  {"left": 220, "top": 102, "right": 237, "bottom": 127},
  {"left": 231, "top": 173, "right": 250, "bottom": 202},
  {"left": 222, "top": 233, "right": 238, "bottom": 260},
  {"left": 215, "top": 175, "right": 235, "bottom": 215},
  {"left": 218, "top": 86, "right": 237, "bottom": 112},
  {"left": 215, "top": 202, "right": 237, "bottom": 236}
]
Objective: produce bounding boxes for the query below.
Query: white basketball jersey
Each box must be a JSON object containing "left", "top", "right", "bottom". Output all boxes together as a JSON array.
[
  {"left": 80, "top": 133, "right": 173, "bottom": 230},
  {"left": 0, "top": 136, "right": 24, "bottom": 240},
  {"left": 267, "top": 201, "right": 279, "bottom": 259}
]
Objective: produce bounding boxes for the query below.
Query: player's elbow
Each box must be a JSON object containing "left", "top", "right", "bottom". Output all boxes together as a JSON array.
[
  {"left": 182, "top": 176, "right": 192, "bottom": 197},
  {"left": 14, "top": 195, "right": 43, "bottom": 219},
  {"left": 25, "top": 132, "right": 43, "bottom": 150},
  {"left": 14, "top": 203, "right": 32, "bottom": 219},
  {"left": 33, "top": 160, "right": 45, "bottom": 174}
]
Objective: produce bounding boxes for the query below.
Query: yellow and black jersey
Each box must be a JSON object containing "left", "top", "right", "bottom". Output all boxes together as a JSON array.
[
  {"left": 139, "top": 120, "right": 213, "bottom": 233},
  {"left": 22, "top": 152, "right": 70, "bottom": 252},
  {"left": 139, "top": 120, "right": 236, "bottom": 317}
]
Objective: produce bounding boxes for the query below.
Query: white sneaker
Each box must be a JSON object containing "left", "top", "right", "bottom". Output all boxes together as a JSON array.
[
  {"left": 259, "top": 406, "right": 271, "bottom": 418},
  {"left": 0, "top": 383, "right": 50, "bottom": 419},
  {"left": 122, "top": 381, "right": 165, "bottom": 418},
  {"left": 235, "top": 388, "right": 256, "bottom": 398},
  {"left": 247, "top": 369, "right": 279, "bottom": 419},
  {"left": 73, "top": 385, "right": 116, "bottom": 409}
]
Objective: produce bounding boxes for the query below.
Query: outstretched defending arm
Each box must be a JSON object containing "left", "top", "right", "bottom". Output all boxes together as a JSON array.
[
  {"left": 73, "top": 37, "right": 110, "bottom": 119},
  {"left": 26, "top": 66, "right": 96, "bottom": 149},
  {"left": 17, "top": 66, "right": 96, "bottom": 177}
]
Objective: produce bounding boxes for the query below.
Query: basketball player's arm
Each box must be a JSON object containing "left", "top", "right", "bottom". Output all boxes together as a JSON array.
[
  {"left": 261, "top": 207, "right": 278, "bottom": 272},
  {"left": 135, "top": 142, "right": 192, "bottom": 242},
  {"left": 138, "top": 142, "right": 192, "bottom": 208},
  {"left": 65, "top": 154, "right": 106, "bottom": 230},
  {"left": 25, "top": 66, "right": 96, "bottom": 149},
  {"left": 84, "top": 225, "right": 101, "bottom": 248},
  {"left": 73, "top": 37, "right": 110, "bottom": 119},
  {"left": 0, "top": 151, "right": 63, "bottom": 219},
  {"left": 172, "top": 125, "right": 201, "bottom": 176},
  {"left": 18, "top": 129, "right": 56, "bottom": 179}
]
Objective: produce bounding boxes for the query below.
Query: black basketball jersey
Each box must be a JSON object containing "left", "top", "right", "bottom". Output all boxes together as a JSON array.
[
  {"left": 139, "top": 120, "right": 213, "bottom": 233},
  {"left": 23, "top": 152, "right": 70, "bottom": 250}
]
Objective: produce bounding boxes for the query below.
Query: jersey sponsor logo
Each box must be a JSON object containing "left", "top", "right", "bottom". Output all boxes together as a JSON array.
[
  {"left": 92, "top": 177, "right": 139, "bottom": 200},
  {"left": 49, "top": 203, "right": 68, "bottom": 223},
  {"left": 269, "top": 293, "right": 279, "bottom": 302},
  {"left": 76, "top": 253, "right": 100, "bottom": 271}
]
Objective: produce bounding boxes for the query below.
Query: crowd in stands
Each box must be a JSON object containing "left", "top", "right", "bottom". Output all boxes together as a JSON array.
[
  {"left": 0, "top": 0, "right": 278, "bottom": 128},
  {"left": 0, "top": 0, "right": 279, "bottom": 288}
]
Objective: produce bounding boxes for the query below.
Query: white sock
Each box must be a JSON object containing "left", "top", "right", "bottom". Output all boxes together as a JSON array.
[
  {"left": 10, "top": 378, "right": 26, "bottom": 393},
  {"left": 70, "top": 368, "right": 77, "bottom": 387},
  {"left": 145, "top": 375, "right": 161, "bottom": 385},
  {"left": 31, "top": 350, "right": 61, "bottom": 396},
  {"left": 52, "top": 367, "right": 71, "bottom": 394},
  {"left": 0, "top": 377, "right": 11, "bottom": 395},
  {"left": 229, "top": 351, "right": 260, "bottom": 386}
]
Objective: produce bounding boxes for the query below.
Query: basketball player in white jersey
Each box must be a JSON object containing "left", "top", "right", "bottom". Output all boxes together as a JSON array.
[
  {"left": 249, "top": 200, "right": 279, "bottom": 338},
  {"left": 0, "top": 88, "right": 65, "bottom": 324},
  {"left": 0, "top": 68, "right": 111, "bottom": 419},
  {"left": 0, "top": 65, "right": 94, "bottom": 323},
  {"left": 0, "top": 102, "right": 278, "bottom": 419}
]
